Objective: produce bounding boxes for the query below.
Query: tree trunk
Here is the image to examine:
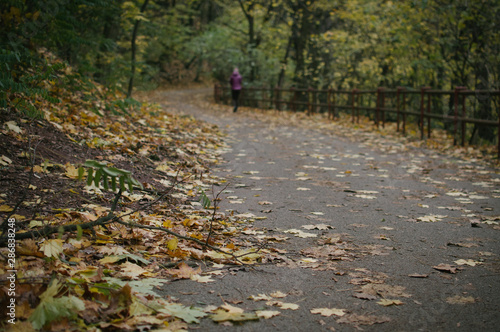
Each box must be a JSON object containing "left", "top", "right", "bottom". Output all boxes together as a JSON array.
[{"left": 127, "top": 0, "right": 150, "bottom": 98}]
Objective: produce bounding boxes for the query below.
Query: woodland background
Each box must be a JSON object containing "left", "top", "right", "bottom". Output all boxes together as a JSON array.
[
  {"left": 3, "top": 1, "right": 500, "bottom": 98},
  {"left": 1, "top": 1, "right": 500, "bottom": 330}
]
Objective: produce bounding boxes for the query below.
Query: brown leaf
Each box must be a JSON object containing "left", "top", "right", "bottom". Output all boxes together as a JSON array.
[
  {"left": 337, "top": 313, "right": 391, "bottom": 326},
  {"left": 353, "top": 292, "right": 378, "bottom": 301},
  {"left": 167, "top": 262, "right": 201, "bottom": 279},
  {"left": 433, "top": 263, "right": 458, "bottom": 274}
]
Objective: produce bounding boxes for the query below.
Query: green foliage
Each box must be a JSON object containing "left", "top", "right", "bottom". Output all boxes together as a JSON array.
[
  {"left": 29, "top": 280, "right": 85, "bottom": 330},
  {"left": 198, "top": 187, "right": 212, "bottom": 209},
  {"left": 79, "top": 160, "right": 143, "bottom": 192}
]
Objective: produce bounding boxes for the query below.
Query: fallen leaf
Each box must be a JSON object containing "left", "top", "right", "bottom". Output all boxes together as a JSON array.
[
  {"left": 256, "top": 310, "right": 280, "bottom": 319},
  {"left": 377, "top": 299, "right": 404, "bottom": 306},
  {"left": 210, "top": 309, "right": 258, "bottom": 323},
  {"left": 120, "top": 261, "right": 147, "bottom": 279},
  {"left": 0, "top": 205, "right": 13, "bottom": 212},
  {"left": 270, "top": 291, "right": 287, "bottom": 298},
  {"left": 446, "top": 295, "right": 476, "bottom": 304},
  {"left": 5, "top": 121, "right": 23, "bottom": 134},
  {"left": 337, "top": 313, "right": 391, "bottom": 326},
  {"left": 249, "top": 294, "right": 273, "bottom": 301},
  {"left": 64, "top": 163, "right": 80, "bottom": 178},
  {"left": 40, "top": 239, "right": 64, "bottom": 258},
  {"left": 302, "top": 224, "right": 334, "bottom": 230},
  {"left": 454, "top": 259, "right": 482, "bottom": 266},
  {"left": 353, "top": 293, "right": 378, "bottom": 301},
  {"left": 191, "top": 275, "right": 215, "bottom": 283},
  {"left": 310, "top": 308, "right": 347, "bottom": 317},
  {"left": 433, "top": 263, "right": 457, "bottom": 274},
  {"left": 284, "top": 229, "right": 317, "bottom": 238},
  {"left": 0, "top": 155, "right": 12, "bottom": 166},
  {"left": 417, "top": 214, "right": 447, "bottom": 222}
]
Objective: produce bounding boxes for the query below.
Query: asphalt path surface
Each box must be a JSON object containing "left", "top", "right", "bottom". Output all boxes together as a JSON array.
[{"left": 155, "top": 88, "right": 500, "bottom": 331}]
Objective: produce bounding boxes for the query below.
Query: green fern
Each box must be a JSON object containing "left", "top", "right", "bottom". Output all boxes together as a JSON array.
[
  {"left": 78, "top": 160, "right": 143, "bottom": 192},
  {"left": 198, "top": 187, "right": 212, "bottom": 209}
]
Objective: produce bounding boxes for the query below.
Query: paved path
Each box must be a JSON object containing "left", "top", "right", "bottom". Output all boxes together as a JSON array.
[{"left": 154, "top": 88, "right": 500, "bottom": 331}]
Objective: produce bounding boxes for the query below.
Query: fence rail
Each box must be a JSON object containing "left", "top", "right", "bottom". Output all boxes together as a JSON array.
[{"left": 214, "top": 85, "right": 500, "bottom": 159}]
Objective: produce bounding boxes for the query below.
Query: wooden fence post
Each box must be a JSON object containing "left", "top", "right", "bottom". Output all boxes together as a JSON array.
[
  {"left": 461, "top": 91, "right": 467, "bottom": 146},
  {"left": 396, "top": 87, "right": 403, "bottom": 132},
  {"left": 427, "top": 89, "right": 432, "bottom": 138},
  {"left": 376, "top": 87, "right": 382, "bottom": 128},
  {"left": 420, "top": 87, "right": 430, "bottom": 140},
  {"left": 351, "top": 89, "right": 357, "bottom": 124}
]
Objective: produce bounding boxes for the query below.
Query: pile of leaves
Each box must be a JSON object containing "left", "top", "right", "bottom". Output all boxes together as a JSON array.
[{"left": 0, "top": 52, "right": 264, "bottom": 331}]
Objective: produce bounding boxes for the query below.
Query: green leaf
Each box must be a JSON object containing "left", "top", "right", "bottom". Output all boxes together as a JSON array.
[
  {"left": 102, "top": 167, "right": 126, "bottom": 177},
  {"left": 29, "top": 296, "right": 85, "bottom": 329},
  {"left": 111, "top": 176, "right": 117, "bottom": 191},
  {"left": 158, "top": 304, "right": 207, "bottom": 324},
  {"left": 86, "top": 168, "right": 94, "bottom": 186},
  {"left": 84, "top": 160, "right": 107, "bottom": 168},
  {"left": 119, "top": 176, "right": 126, "bottom": 192},
  {"left": 102, "top": 173, "right": 109, "bottom": 190},
  {"left": 29, "top": 280, "right": 85, "bottom": 329},
  {"left": 77, "top": 166, "right": 84, "bottom": 180},
  {"left": 76, "top": 225, "right": 83, "bottom": 240},
  {"left": 94, "top": 169, "right": 102, "bottom": 187}
]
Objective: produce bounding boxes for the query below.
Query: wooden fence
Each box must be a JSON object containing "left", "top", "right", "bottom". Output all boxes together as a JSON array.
[{"left": 214, "top": 85, "right": 500, "bottom": 159}]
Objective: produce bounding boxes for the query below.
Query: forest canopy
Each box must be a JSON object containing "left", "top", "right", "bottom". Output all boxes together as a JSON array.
[{"left": 1, "top": 0, "right": 499, "bottom": 103}]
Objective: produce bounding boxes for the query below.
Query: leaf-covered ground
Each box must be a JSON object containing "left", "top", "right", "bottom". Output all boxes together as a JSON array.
[
  {"left": 1, "top": 68, "right": 500, "bottom": 330},
  {"left": 0, "top": 69, "right": 269, "bottom": 330}
]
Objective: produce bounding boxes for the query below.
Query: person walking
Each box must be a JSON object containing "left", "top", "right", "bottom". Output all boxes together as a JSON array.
[{"left": 229, "top": 67, "right": 242, "bottom": 112}]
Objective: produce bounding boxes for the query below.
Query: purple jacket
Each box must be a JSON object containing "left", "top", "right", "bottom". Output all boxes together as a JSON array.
[{"left": 230, "top": 72, "right": 242, "bottom": 90}]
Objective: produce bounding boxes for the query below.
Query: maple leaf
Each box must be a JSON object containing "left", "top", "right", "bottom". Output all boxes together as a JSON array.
[
  {"left": 120, "top": 261, "right": 147, "bottom": 279},
  {"left": 0, "top": 155, "right": 12, "bottom": 166},
  {"left": 191, "top": 275, "right": 215, "bottom": 283},
  {"left": 104, "top": 277, "right": 169, "bottom": 297},
  {"left": 433, "top": 263, "right": 458, "bottom": 274},
  {"left": 284, "top": 229, "right": 317, "bottom": 238},
  {"left": 446, "top": 295, "right": 476, "bottom": 304},
  {"left": 40, "top": 239, "right": 64, "bottom": 258},
  {"left": 64, "top": 163, "right": 80, "bottom": 178},
  {"left": 256, "top": 310, "right": 280, "bottom": 319},
  {"left": 0, "top": 205, "right": 14, "bottom": 212},
  {"left": 454, "top": 259, "right": 482, "bottom": 266},
  {"left": 270, "top": 291, "right": 288, "bottom": 298},
  {"left": 5, "top": 121, "right": 23, "bottom": 134},
  {"left": 249, "top": 294, "right": 273, "bottom": 301},
  {"left": 29, "top": 280, "right": 85, "bottom": 330},
  {"left": 167, "top": 262, "right": 201, "bottom": 279},
  {"left": 210, "top": 309, "right": 259, "bottom": 323},
  {"left": 377, "top": 299, "right": 404, "bottom": 306},
  {"left": 159, "top": 303, "right": 207, "bottom": 324},
  {"left": 310, "top": 308, "right": 347, "bottom": 317},
  {"left": 337, "top": 313, "right": 391, "bottom": 326}
]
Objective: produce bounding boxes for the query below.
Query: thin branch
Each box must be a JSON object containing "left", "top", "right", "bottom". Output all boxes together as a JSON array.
[{"left": 205, "top": 183, "right": 229, "bottom": 246}]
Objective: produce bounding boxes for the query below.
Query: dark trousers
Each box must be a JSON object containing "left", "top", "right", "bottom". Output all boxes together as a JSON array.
[{"left": 232, "top": 89, "right": 241, "bottom": 111}]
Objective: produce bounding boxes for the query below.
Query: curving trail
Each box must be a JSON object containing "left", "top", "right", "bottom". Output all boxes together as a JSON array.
[{"left": 149, "top": 88, "right": 500, "bottom": 331}]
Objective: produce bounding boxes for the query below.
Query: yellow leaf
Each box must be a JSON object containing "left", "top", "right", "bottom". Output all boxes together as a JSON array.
[
  {"left": 167, "top": 237, "right": 178, "bottom": 251},
  {"left": 377, "top": 299, "right": 404, "bottom": 306},
  {"left": 40, "top": 239, "right": 64, "bottom": 258},
  {"left": 0, "top": 155, "right": 12, "bottom": 166},
  {"left": 64, "top": 163, "right": 80, "bottom": 178},
  {"left": 256, "top": 310, "right": 280, "bottom": 319},
  {"left": 0, "top": 205, "right": 13, "bottom": 212},
  {"left": 120, "top": 261, "right": 147, "bottom": 279},
  {"left": 310, "top": 308, "right": 347, "bottom": 317},
  {"left": 162, "top": 220, "right": 172, "bottom": 228},
  {"left": 190, "top": 275, "right": 214, "bottom": 283},
  {"left": 5, "top": 121, "right": 23, "bottom": 134}
]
